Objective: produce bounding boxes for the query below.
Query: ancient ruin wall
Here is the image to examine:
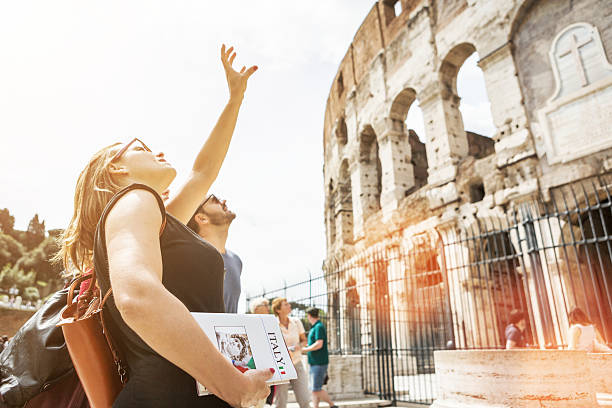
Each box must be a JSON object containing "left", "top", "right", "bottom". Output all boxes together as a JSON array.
[{"left": 323, "top": 0, "right": 612, "bottom": 257}]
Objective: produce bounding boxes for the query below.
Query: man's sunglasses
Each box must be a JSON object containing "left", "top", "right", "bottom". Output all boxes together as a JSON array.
[
  {"left": 110, "top": 138, "right": 152, "bottom": 162},
  {"left": 200, "top": 194, "right": 219, "bottom": 209}
]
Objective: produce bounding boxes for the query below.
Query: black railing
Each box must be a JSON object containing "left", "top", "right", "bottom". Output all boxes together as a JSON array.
[{"left": 246, "top": 174, "right": 612, "bottom": 405}]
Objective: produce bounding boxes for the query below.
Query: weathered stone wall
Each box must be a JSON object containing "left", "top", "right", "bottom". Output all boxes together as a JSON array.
[
  {"left": 512, "top": 0, "right": 612, "bottom": 126},
  {"left": 304, "top": 355, "right": 365, "bottom": 400},
  {"left": 323, "top": 0, "right": 612, "bottom": 274}
]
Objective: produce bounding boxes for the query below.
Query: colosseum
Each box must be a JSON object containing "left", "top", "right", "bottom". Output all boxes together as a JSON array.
[{"left": 322, "top": 0, "right": 612, "bottom": 405}]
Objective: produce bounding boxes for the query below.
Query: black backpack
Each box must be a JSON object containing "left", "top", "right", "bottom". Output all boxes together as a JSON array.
[{"left": 0, "top": 285, "right": 86, "bottom": 407}]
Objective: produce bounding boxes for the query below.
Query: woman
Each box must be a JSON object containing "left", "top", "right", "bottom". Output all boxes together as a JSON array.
[
  {"left": 567, "top": 307, "right": 611, "bottom": 352},
  {"left": 55, "top": 45, "right": 271, "bottom": 408},
  {"left": 271, "top": 298, "right": 310, "bottom": 408},
  {"left": 249, "top": 298, "right": 270, "bottom": 315}
]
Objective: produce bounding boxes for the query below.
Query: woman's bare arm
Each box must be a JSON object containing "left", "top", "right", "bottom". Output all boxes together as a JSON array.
[
  {"left": 105, "top": 189, "right": 270, "bottom": 406},
  {"left": 166, "top": 45, "right": 257, "bottom": 223}
]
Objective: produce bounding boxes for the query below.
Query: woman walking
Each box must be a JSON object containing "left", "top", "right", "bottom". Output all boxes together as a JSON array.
[
  {"left": 55, "top": 45, "right": 271, "bottom": 407},
  {"left": 271, "top": 298, "right": 310, "bottom": 408}
]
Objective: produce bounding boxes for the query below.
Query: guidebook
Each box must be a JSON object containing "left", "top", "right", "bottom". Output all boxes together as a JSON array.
[{"left": 190, "top": 312, "right": 297, "bottom": 396}]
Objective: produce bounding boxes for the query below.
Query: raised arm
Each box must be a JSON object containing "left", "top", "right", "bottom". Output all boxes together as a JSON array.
[
  {"left": 166, "top": 44, "right": 258, "bottom": 223},
  {"left": 105, "top": 189, "right": 270, "bottom": 406}
]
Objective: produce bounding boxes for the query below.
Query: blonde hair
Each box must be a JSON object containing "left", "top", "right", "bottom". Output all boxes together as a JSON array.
[
  {"left": 54, "top": 143, "right": 124, "bottom": 274},
  {"left": 271, "top": 297, "right": 287, "bottom": 317}
]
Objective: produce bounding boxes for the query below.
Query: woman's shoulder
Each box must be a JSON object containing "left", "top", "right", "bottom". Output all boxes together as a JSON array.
[{"left": 105, "top": 185, "right": 166, "bottom": 227}]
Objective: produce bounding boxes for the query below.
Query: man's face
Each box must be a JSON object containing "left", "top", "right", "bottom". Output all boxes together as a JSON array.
[
  {"left": 517, "top": 319, "right": 526, "bottom": 331},
  {"left": 201, "top": 195, "right": 236, "bottom": 226}
]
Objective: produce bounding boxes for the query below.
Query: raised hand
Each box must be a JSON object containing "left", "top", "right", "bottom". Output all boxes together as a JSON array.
[{"left": 221, "top": 44, "right": 258, "bottom": 100}]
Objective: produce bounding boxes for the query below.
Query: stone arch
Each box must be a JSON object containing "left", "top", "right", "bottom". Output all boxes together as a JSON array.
[
  {"left": 461, "top": 216, "right": 532, "bottom": 347},
  {"left": 389, "top": 87, "right": 429, "bottom": 190},
  {"left": 440, "top": 43, "right": 495, "bottom": 159},
  {"left": 555, "top": 200, "right": 612, "bottom": 342},
  {"left": 358, "top": 124, "right": 382, "bottom": 218}
]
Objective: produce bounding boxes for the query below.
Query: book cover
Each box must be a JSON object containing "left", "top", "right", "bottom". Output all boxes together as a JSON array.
[{"left": 190, "top": 313, "right": 297, "bottom": 396}]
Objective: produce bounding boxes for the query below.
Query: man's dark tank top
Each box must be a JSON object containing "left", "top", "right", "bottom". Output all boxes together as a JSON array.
[{"left": 94, "top": 184, "right": 231, "bottom": 408}]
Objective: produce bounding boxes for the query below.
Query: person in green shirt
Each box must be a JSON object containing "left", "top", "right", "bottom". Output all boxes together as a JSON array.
[{"left": 302, "top": 308, "right": 337, "bottom": 408}]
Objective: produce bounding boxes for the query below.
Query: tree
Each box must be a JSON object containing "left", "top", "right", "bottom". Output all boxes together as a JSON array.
[
  {"left": 0, "top": 232, "right": 25, "bottom": 268},
  {"left": 0, "top": 208, "right": 15, "bottom": 235},
  {"left": 0, "top": 264, "right": 36, "bottom": 291},
  {"left": 25, "top": 214, "right": 45, "bottom": 250},
  {"left": 14, "top": 236, "right": 62, "bottom": 283}
]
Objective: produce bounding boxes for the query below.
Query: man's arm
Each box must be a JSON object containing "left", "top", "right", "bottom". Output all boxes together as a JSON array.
[{"left": 303, "top": 339, "right": 324, "bottom": 352}]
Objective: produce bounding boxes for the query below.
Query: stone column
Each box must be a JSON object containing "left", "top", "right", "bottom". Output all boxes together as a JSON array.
[
  {"left": 350, "top": 145, "right": 381, "bottom": 239},
  {"left": 478, "top": 43, "right": 536, "bottom": 167},
  {"left": 373, "top": 118, "right": 415, "bottom": 218},
  {"left": 334, "top": 170, "right": 354, "bottom": 245},
  {"left": 418, "top": 81, "right": 469, "bottom": 187}
]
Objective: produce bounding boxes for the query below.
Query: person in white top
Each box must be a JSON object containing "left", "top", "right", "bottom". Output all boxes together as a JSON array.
[
  {"left": 567, "top": 306, "right": 611, "bottom": 352},
  {"left": 272, "top": 297, "right": 311, "bottom": 408}
]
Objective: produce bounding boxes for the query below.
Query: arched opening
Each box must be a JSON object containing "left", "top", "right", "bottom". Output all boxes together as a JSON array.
[
  {"left": 327, "top": 180, "right": 336, "bottom": 246},
  {"left": 338, "top": 159, "right": 354, "bottom": 243},
  {"left": 470, "top": 225, "right": 532, "bottom": 347},
  {"left": 405, "top": 233, "right": 454, "bottom": 373},
  {"left": 390, "top": 88, "right": 429, "bottom": 191},
  {"left": 441, "top": 44, "right": 495, "bottom": 160},
  {"left": 346, "top": 276, "right": 362, "bottom": 353},
  {"left": 359, "top": 125, "right": 382, "bottom": 217},
  {"left": 566, "top": 205, "right": 612, "bottom": 342},
  {"left": 335, "top": 117, "right": 348, "bottom": 146}
]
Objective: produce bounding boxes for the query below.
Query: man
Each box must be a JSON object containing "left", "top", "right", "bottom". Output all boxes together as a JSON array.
[
  {"left": 302, "top": 308, "right": 337, "bottom": 408},
  {"left": 187, "top": 194, "right": 243, "bottom": 313},
  {"left": 505, "top": 309, "right": 526, "bottom": 349}
]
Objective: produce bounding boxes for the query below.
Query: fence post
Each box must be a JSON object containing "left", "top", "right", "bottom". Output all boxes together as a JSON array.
[{"left": 522, "top": 205, "right": 556, "bottom": 347}]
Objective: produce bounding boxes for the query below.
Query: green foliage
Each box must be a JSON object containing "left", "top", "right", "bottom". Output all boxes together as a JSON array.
[
  {"left": 0, "top": 264, "right": 36, "bottom": 292},
  {"left": 15, "top": 237, "right": 62, "bottom": 283},
  {"left": 23, "top": 286, "right": 40, "bottom": 301},
  {"left": 0, "top": 211, "right": 65, "bottom": 297},
  {"left": 0, "top": 232, "right": 25, "bottom": 267}
]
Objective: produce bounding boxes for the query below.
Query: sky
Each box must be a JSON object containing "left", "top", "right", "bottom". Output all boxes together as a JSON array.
[{"left": 0, "top": 1, "right": 493, "bottom": 312}]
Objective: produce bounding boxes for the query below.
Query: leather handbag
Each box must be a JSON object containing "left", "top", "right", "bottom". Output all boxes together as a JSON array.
[
  {"left": 0, "top": 282, "right": 88, "bottom": 408},
  {"left": 58, "top": 272, "right": 125, "bottom": 408}
]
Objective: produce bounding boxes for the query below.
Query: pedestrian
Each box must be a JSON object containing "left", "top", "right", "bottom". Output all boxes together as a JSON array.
[
  {"left": 302, "top": 308, "right": 337, "bottom": 408},
  {"left": 187, "top": 194, "right": 242, "bottom": 313},
  {"left": 53, "top": 44, "right": 272, "bottom": 407},
  {"left": 567, "top": 306, "right": 611, "bottom": 352},
  {"left": 249, "top": 297, "right": 270, "bottom": 315},
  {"left": 505, "top": 309, "right": 526, "bottom": 349},
  {"left": 271, "top": 298, "right": 311, "bottom": 408}
]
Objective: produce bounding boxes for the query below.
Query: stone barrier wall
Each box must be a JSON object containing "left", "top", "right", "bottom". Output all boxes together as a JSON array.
[
  {"left": 305, "top": 354, "right": 364, "bottom": 400},
  {"left": 588, "top": 352, "right": 612, "bottom": 394},
  {"left": 431, "top": 350, "right": 599, "bottom": 408}
]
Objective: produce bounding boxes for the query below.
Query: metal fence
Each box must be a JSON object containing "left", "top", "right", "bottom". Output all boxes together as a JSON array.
[{"left": 246, "top": 174, "right": 612, "bottom": 405}]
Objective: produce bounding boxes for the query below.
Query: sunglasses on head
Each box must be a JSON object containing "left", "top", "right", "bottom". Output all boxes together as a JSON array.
[
  {"left": 110, "top": 138, "right": 152, "bottom": 162},
  {"left": 200, "top": 194, "right": 220, "bottom": 208}
]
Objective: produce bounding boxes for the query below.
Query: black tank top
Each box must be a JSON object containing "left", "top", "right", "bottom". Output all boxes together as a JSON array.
[{"left": 94, "top": 184, "right": 231, "bottom": 408}]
